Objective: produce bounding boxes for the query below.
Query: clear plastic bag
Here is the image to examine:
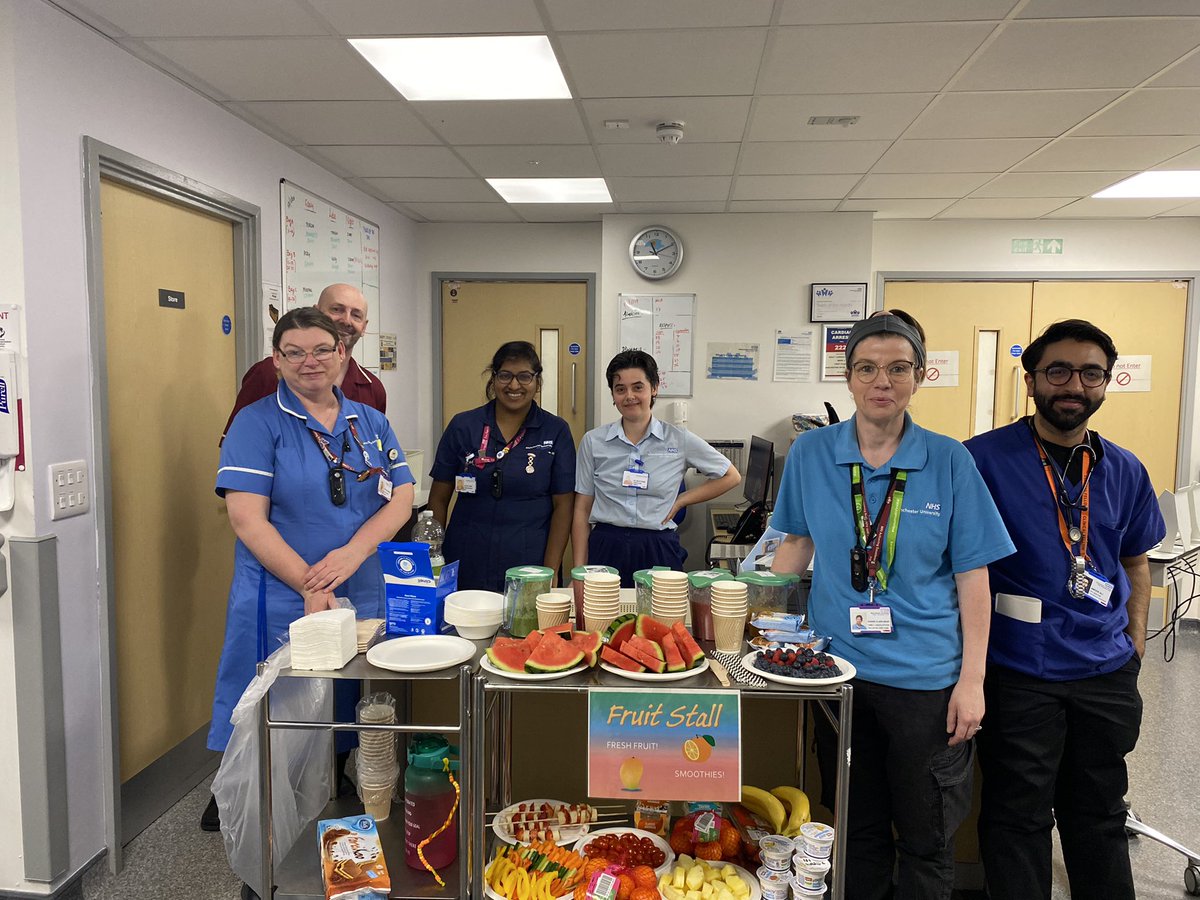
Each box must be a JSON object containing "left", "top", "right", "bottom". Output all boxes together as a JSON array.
[{"left": 212, "top": 645, "right": 333, "bottom": 899}]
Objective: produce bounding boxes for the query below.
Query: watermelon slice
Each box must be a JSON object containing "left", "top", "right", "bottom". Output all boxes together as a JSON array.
[
  {"left": 487, "top": 641, "right": 532, "bottom": 673},
  {"left": 601, "top": 644, "right": 645, "bottom": 672},
  {"left": 623, "top": 643, "right": 667, "bottom": 674},
  {"left": 570, "top": 630, "right": 603, "bottom": 667},
  {"left": 525, "top": 629, "right": 585, "bottom": 674},
  {"left": 548, "top": 622, "right": 575, "bottom": 639},
  {"left": 491, "top": 636, "right": 525, "bottom": 652},
  {"left": 635, "top": 614, "right": 672, "bottom": 646},
  {"left": 625, "top": 635, "right": 665, "bottom": 661},
  {"left": 661, "top": 632, "right": 686, "bottom": 673},
  {"left": 670, "top": 621, "right": 706, "bottom": 668},
  {"left": 605, "top": 613, "right": 637, "bottom": 650},
  {"left": 519, "top": 630, "right": 545, "bottom": 653}
]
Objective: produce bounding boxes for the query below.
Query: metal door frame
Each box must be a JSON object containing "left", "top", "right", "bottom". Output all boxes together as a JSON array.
[
  {"left": 877, "top": 271, "right": 1199, "bottom": 488},
  {"left": 81, "top": 137, "right": 261, "bottom": 871}
]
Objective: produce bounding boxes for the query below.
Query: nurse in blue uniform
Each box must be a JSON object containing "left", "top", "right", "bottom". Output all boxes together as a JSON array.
[
  {"left": 429, "top": 341, "right": 576, "bottom": 591},
  {"left": 572, "top": 349, "right": 741, "bottom": 586},
  {"left": 207, "top": 307, "right": 415, "bottom": 751}
]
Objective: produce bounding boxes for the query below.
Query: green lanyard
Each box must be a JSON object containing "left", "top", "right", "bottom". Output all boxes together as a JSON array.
[{"left": 850, "top": 465, "right": 907, "bottom": 592}]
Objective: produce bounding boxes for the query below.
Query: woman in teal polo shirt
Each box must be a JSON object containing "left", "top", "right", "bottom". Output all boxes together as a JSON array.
[{"left": 771, "top": 311, "right": 1014, "bottom": 900}]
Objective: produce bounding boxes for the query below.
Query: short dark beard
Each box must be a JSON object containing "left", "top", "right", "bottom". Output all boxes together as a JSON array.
[{"left": 1032, "top": 386, "right": 1104, "bottom": 435}]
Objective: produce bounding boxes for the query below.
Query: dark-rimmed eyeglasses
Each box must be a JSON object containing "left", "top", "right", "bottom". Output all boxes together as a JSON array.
[
  {"left": 281, "top": 346, "right": 337, "bottom": 364},
  {"left": 850, "top": 361, "right": 917, "bottom": 383},
  {"left": 1032, "top": 365, "right": 1110, "bottom": 388},
  {"left": 495, "top": 370, "right": 536, "bottom": 385}
]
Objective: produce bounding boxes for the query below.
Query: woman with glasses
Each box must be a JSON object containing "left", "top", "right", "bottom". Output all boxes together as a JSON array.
[
  {"left": 572, "top": 349, "right": 741, "bottom": 586},
  {"left": 207, "top": 307, "right": 415, "bottom": 758},
  {"left": 428, "top": 341, "right": 576, "bottom": 592},
  {"left": 770, "top": 312, "right": 1014, "bottom": 900}
]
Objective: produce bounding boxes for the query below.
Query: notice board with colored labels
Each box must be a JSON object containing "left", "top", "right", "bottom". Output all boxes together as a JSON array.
[{"left": 280, "top": 180, "right": 382, "bottom": 368}]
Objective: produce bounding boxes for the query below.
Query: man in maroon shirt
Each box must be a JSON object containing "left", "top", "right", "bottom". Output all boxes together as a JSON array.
[{"left": 220, "top": 283, "right": 386, "bottom": 442}]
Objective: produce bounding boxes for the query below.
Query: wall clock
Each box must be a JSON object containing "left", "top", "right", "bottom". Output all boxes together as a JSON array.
[{"left": 629, "top": 226, "right": 683, "bottom": 280}]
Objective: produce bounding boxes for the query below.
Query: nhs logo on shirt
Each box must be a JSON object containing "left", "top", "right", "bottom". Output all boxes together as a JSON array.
[
  {"left": 903, "top": 501, "right": 942, "bottom": 518},
  {"left": 666, "top": 447, "right": 679, "bottom": 453}
]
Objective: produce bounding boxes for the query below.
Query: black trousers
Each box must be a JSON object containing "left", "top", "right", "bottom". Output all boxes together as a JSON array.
[
  {"left": 816, "top": 679, "right": 974, "bottom": 900},
  {"left": 977, "top": 656, "right": 1143, "bottom": 900}
]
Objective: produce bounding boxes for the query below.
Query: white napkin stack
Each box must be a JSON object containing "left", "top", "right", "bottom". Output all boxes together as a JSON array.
[{"left": 289, "top": 607, "right": 357, "bottom": 671}]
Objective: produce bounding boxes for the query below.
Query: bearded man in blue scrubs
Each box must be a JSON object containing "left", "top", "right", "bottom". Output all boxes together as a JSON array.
[{"left": 965, "top": 319, "right": 1165, "bottom": 900}]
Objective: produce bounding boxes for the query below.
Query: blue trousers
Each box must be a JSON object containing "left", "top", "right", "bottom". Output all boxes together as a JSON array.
[{"left": 587, "top": 522, "right": 687, "bottom": 587}]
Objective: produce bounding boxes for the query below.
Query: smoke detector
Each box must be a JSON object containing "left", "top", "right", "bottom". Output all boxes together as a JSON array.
[{"left": 656, "top": 121, "right": 685, "bottom": 144}]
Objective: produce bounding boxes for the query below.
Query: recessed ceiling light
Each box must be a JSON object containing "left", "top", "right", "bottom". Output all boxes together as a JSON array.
[
  {"left": 1093, "top": 170, "right": 1200, "bottom": 198},
  {"left": 348, "top": 36, "right": 570, "bottom": 101},
  {"left": 487, "top": 178, "right": 612, "bottom": 204}
]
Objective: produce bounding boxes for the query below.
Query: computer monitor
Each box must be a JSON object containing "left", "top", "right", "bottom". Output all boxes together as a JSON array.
[{"left": 742, "top": 435, "right": 774, "bottom": 508}]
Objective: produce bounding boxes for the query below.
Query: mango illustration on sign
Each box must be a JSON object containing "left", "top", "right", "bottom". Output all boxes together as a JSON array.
[
  {"left": 619, "top": 757, "right": 644, "bottom": 791},
  {"left": 682, "top": 735, "right": 715, "bottom": 763}
]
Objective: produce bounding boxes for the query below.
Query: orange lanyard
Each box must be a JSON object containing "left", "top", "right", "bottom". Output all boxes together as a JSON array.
[{"left": 1033, "top": 436, "right": 1091, "bottom": 559}]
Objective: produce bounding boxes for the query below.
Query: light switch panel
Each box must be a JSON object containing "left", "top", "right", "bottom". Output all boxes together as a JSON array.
[{"left": 49, "top": 459, "right": 89, "bottom": 521}]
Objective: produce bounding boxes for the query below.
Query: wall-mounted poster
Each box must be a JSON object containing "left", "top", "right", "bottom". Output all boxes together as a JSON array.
[
  {"left": 810, "top": 283, "right": 868, "bottom": 323},
  {"left": 821, "top": 324, "right": 853, "bottom": 381}
]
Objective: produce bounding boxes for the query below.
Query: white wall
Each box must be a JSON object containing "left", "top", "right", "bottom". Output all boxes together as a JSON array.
[{"left": 6, "top": 0, "right": 419, "bottom": 890}]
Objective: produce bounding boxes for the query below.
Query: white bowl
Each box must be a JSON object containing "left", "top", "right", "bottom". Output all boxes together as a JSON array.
[
  {"left": 444, "top": 590, "right": 504, "bottom": 621},
  {"left": 449, "top": 621, "right": 501, "bottom": 640}
]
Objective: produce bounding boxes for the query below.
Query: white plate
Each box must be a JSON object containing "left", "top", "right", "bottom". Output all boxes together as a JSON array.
[
  {"left": 741, "top": 650, "right": 857, "bottom": 687},
  {"left": 572, "top": 826, "right": 675, "bottom": 878},
  {"left": 599, "top": 657, "right": 710, "bottom": 682},
  {"left": 491, "top": 797, "right": 591, "bottom": 846},
  {"left": 365, "top": 634, "right": 476, "bottom": 673},
  {"left": 481, "top": 654, "right": 587, "bottom": 682}
]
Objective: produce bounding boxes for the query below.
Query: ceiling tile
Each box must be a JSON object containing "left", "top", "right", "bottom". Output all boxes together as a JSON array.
[
  {"left": 557, "top": 29, "right": 765, "bottom": 98},
  {"left": 306, "top": 145, "right": 474, "bottom": 177},
  {"left": 456, "top": 145, "right": 600, "bottom": 178},
  {"left": 597, "top": 143, "right": 739, "bottom": 177},
  {"left": 874, "top": 138, "right": 1048, "bottom": 173},
  {"left": 1152, "top": 146, "right": 1200, "bottom": 169},
  {"left": 1013, "top": 136, "right": 1200, "bottom": 171},
  {"left": 748, "top": 94, "right": 934, "bottom": 142},
  {"left": 759, "top": 23, "right": 994, "bottom": 95},
  {"left": 1152, "top": 199, "right": 1200, "bottom": 216},
  {"left": 738, "top": 141, "right": 891, "bottom": 175},
  {"left": 509, "top": 204, "right": 614, "bottom": 222},
  {"left": 852, "top": 173, "right": 994, "bottom": 198},
  {"left": 839, "top": 198, "right": 956, "bottom": 218},
  {"left": 1073, "top": 88, "right": 1200, "bottom": 137},
  {"left": 937, "top": 197, "right": 1076, "bottom": 218},
  {"left": 1018, "top": 0, "right": 1200, "bottom": 17},
  {"left": 233, "top": 101, "right": 440, "bottom": 145},
  {"left": 971, "top": 171, "right": 1133, "bottom": 197},
  {"left": 65, "top": 0, "right": 328, "bottom": 36},
  {"left": 401, "top": 202, "right": 522, "bottom": 222},
  {"left": 362, "top": 177, "right": 498, "bottom": 202},
  {"left": 1148, "top": 49, "right": 1200, "bottom": 88},
  {"left": 780, "top": 0, "right": 1019, "bottom": 24},
  {"left": 546, "top": 0, "right": 774, "bottom": 30},
  {"left": 732, "top": 174, "right": 861, "bottom": 201},
  {"left": 140, "top": 38, "right": 395, "bottom": 100},
  {"left": 607, "top": 176, "right": 731, "bottom": 202},
  {"left": 415, "top": 101, "right": 588, "bottom": 145},
  {"left": 955, "top": 19, "right": 1200, "bottom": 91},
  {"left": 620, "top": 201, "right": 729, "bottom": 213},
  {"left": 582, "top": 97, "right": 752, "bottom": 144},
  {"left": 911, "top": 90, "right": 1121, "bottom": 138},
  {"left": 304, "top": 0, "right": 545, "bottom": 35},
  {"left": 728, "top": 200, "right": 841, "bottom": 212},
  {"left": 1043, "top": 197, "right": 1192, "bottom": 217}
]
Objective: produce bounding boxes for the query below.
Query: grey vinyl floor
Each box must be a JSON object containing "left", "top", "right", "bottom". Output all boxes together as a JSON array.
[{"left": 65, "top": 626, "right": 1200, "bottom": 900}]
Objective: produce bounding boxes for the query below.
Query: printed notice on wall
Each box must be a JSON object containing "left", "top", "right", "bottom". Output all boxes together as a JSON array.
[
  {"left": 774, "top": 330, "right": 815, "bottom": 382},
  {"left": 0, "top": 304, "right": 23, "bottom": 354},
  {"left": 821, "top": 325, "right": 852, "bottom": 381},
  {"left": 378, "top": 333, "right": 397, "bottom": 371},
  {"left": 706, "top": 342, "right": 759, "bottom": 380},
  {"left": 1108, "top": 355, "right": 1152, "bottom": 392},
  {"left": 619, "top": 293, "right": 695, "bottom": 397},
  {"left": 922, "top": 351, "right": 960, "bottom": 388}
]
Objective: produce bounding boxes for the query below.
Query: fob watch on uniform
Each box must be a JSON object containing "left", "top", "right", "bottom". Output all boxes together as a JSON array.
[{"left": 629, "top": 226, "right": 683, "bottom": 280}]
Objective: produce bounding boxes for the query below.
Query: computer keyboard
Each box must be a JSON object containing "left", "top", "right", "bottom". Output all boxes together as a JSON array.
[{"left": 713, "top": 513, "right": 739, "bottom": 532}]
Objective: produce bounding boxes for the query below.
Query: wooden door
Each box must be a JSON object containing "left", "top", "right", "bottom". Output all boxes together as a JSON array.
[
  {"left": 883, "top": 282, "right": 1034, "bottom": 440},
  {"left": 100, "top": 180, "right": 236, "bottom": 782},
  {"left": 1031, "top": 281, "right": 1187, "bottom": 494}
]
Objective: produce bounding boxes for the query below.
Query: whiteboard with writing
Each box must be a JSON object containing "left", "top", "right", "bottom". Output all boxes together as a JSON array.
[
  {"left": 280, "top": 180, "right": 381, "bottom": 368},
  {"left": 618, "top": 293, "right": 695, "bottom": 397}
]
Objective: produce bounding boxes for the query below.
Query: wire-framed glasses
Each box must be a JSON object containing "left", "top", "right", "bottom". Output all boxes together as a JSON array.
[{"left": 850, "top": 361, "right": 918, "bottom": 383}]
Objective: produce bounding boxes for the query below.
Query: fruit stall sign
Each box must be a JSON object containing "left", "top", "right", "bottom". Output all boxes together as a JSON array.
[{"left": 587, "top": 688, "right": 741, "bottom": 801}]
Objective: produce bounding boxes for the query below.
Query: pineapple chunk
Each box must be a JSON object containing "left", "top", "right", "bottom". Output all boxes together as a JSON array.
[
  {"left": 725, "top": 874, "right": 749, "bottom": 897},
  {"left": 715, "top": 889, "right": 736, "bottom": 900},
  {"left": 700, "top": 883, "right": 713, "bottom": 898},
  {"left": 659, "top": 877, "right": 671, "bottom": 892},
  {"left": 662, "top": 887, "right": 685, "bottom": 900},
  {"left": 673, "top": 867, "right": 686, "bottom": 890},
  {"left": 677, "top": 854, "right": 695, "bottom": 869},
  {"left": 686, "top": 866, "right": 706, "bottom": 891},
  {"left": 685, "top": 892, "right": 703, "bottom": 900}
]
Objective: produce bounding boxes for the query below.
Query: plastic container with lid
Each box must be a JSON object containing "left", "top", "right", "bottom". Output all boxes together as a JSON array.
[
  {"left": 791, "top": 883, "right": 826, "bottom": 899},
  {"left": 792, "top": 855, "right": 831, "bottom": 890},
  {"left": 737, "top": 571, "right": 802, "bottom": 621},
  {"left": 755, "top": 865, "right": 791, "bottom": 900},
  {"left": 796, "top": 822, "right": 835, "bottom": 860},
  {"left": 503, "top": 566, "right": 554, "bottom": 637},
  {"left": 686, "top": 569, "right": 734, "bottom": 641},
  {"left": 757, "top": 834, "right": 794, "bottom": 872},
  {"left": 571, "top": 565, "right": 620, "bottom": 626},
  {"left": 403, "top": 734, "right": 459, "bottom": 870},
  {"left": 632, "top": 566, "right": 670, "bottom": 616}
]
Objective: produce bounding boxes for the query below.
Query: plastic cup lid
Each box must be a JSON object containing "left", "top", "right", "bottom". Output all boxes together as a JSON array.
[
  {"left": 758, "top": 835, "right": 794, "bottom": 856},
  {"left": 505, "top": 566, "right": 554, "bottom": 581},
  {"left": 799, "top": 822, "right": 836, "bottom": 842}
]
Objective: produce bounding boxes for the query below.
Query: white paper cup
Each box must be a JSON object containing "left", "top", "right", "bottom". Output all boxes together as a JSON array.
[{"left": 359, "top": 783, "right": 393, "bottom": 822}]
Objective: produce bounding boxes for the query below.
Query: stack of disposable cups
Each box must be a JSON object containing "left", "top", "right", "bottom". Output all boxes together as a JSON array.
[
  {"left": 356, "top": 695, "right": 399, "bottom": 822},
  {"left": 710, "top": 580, "right": 750, "bottom": 652},
  {"left": 582, "top": 573, "right": 621, "bottom": 633},
  {"left": 536, "top": 591, "right": 573, "bottom": 630},
  {"left": 650, "top": 570, "right": 690, "bottom": 626}
]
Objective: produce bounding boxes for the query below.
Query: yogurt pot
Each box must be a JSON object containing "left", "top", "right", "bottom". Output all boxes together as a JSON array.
[
  {"left": 792, "top": 855, "right": 831, "bottom": 891},
  {"left": 797, "top": 822, "right": 836, "bottom": 860},
  {"left": 791, "top": 882, "right": 826, "bottom": 899},
  {"left": 755, "top": 866, "right": 791, "bottom": 900},
  {"left": 758, "top": 834, "right": 794, "bottom": 872}
]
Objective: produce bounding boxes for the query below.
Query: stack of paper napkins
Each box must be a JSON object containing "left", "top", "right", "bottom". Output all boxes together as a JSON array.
[
  {"left": 356, "top": 618, "right": 384, "bottom": 653},
  {"left": 290, "top": 608, "right": 357, "bottom": 671}
]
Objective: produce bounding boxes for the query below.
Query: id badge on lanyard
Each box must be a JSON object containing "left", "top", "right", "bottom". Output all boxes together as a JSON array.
[
  {"left": 623, "top": 456, "right": 649, "bottom": 490},
  {"left": 849, "top": 465, "right": 905, "bottom": 635},
  {"left": 1032, "top": 431, "right": 1107, "bottom": 605}
]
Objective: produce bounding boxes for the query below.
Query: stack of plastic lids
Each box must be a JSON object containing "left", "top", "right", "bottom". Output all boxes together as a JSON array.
[{"left": 289, "top": 607, "right": 357, "bottom": 670}]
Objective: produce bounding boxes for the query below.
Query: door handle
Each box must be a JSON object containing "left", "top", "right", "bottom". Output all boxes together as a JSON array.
[
  {"left": 1012, "top": 366, "right": 1021, "bottom": 421},
  {"left": 571, "top": 363, "right": 577, "bottom": 414}
]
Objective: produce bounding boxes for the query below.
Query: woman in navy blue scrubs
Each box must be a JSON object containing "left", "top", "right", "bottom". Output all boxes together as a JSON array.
[{"left": 429, "top": 341, "right": 576, "bottom": 591}]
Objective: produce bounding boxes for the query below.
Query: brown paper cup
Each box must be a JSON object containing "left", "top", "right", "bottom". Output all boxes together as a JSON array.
[
  {"left": 585, "top": 615, "right": 615, "bottom": 634},
  {"left": 712, "top": 612, "right": 747, "bottom": 652},
  {"left": 537, "top": 607, "right": 570, "bottom": 629}
]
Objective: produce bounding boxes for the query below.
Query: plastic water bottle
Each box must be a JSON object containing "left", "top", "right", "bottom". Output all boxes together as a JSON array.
[
  {"left": 412, "top": 510, "right": 445, "bottom": 577},
  {"left": 404, "top": 735, "right": 458, "bottom": 870}
]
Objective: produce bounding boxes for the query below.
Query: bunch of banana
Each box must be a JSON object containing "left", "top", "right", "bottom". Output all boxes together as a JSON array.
[
  {"left": 770, "top": 785, "right": 811, "bottom": 837},
  {"left": 740, "top": 785, "right": 787, "bottom": 834}
]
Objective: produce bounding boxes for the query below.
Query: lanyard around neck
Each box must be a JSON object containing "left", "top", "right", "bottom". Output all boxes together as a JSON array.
[
  {"left": 474, "top": 423, "right": 526, "bottom": 470},
  {"left": 850, "top": 465, "right": 907, "bottom": 591},
  {"left": 309, "top": 421, "right": 382, "bottom": 481},
  {"left": 1032, "top": 432, "right": 1092, "bottom": 559}
]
